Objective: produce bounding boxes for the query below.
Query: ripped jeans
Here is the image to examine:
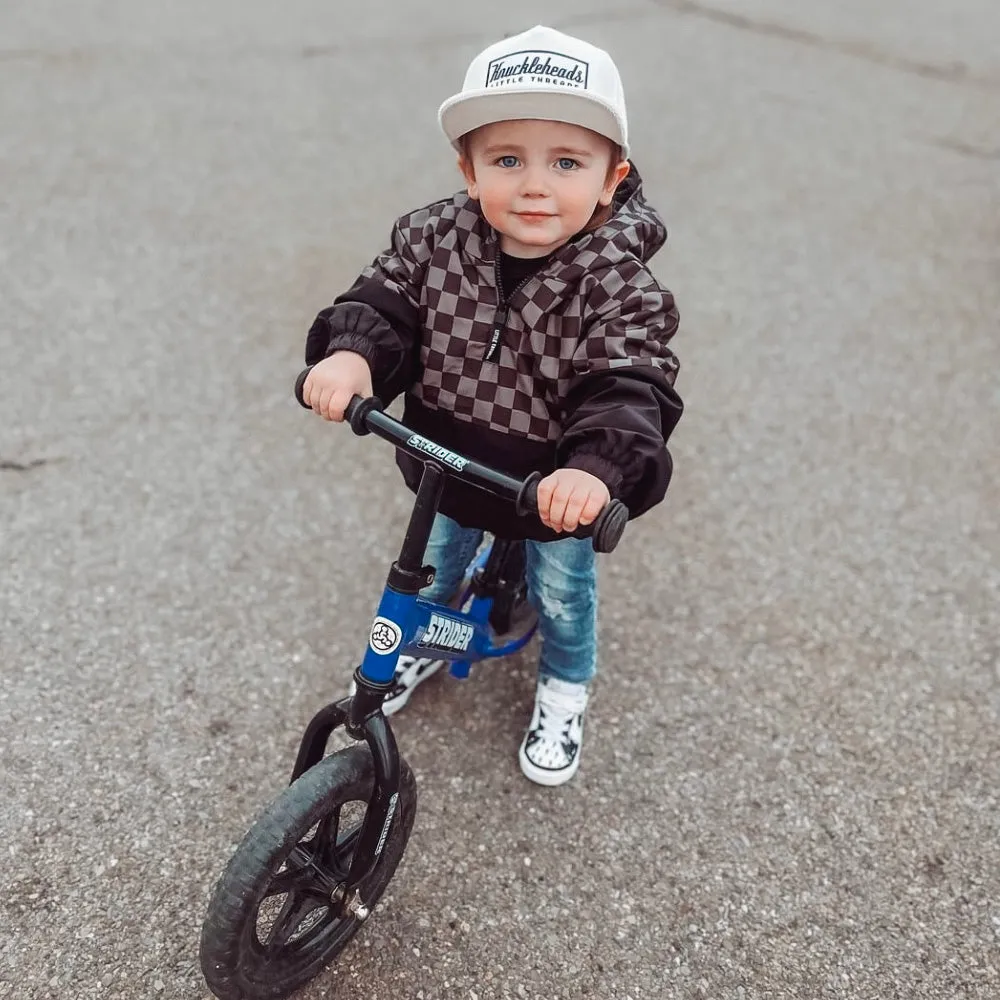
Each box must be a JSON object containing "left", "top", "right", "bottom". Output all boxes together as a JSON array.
[{"left": 420, "top": 513, "right": 597, "bottom": 685}]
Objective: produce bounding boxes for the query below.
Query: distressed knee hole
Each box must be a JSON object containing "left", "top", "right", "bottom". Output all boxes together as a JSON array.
[
  {"left": 537, "top": 592, "right": 570, "bottom": 621},
  {"left": 534, "top": 589, "right": 594, "bottom": 623}
]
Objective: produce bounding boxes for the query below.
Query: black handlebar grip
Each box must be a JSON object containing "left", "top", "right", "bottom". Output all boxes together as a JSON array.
[
  {"left": 344, "top": 395, "right": 384, "bottom": 436},
  {"left": 514, "top": 471, "right": 628, "bottom": 553},
  {"left": 294, "top": 367, "right": 312, "bottom": 409},
  {"left": 590, "top": 500, "right": 629, "bottom": 553},
  {"left": 514, "top": 471, "right": 544, "bottom": 517}
]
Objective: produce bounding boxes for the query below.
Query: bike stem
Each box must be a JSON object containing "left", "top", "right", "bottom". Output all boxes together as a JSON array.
[{"left": 393, "top": 461, "right": 446, "bottom": 581}]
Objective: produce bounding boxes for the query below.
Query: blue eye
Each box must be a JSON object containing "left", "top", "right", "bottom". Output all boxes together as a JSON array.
[
  {"left": 497, "top": 155, "right": 519, "bottom": 168},
  {"left": 557, "top": 157, "right": 579, "bottom": 170}
]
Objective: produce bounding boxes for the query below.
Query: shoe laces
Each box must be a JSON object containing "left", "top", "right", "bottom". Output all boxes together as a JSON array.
[{"left": 535, "top": 681, "right": 587, "bottom": 741}]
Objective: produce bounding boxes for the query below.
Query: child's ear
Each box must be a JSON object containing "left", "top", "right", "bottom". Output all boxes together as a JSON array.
[
  {"left": 458, "top": 155, "right": 479, "bottom": 199},
  {"left": 598, "top": 160, "right": 631, "bottom": 207}
]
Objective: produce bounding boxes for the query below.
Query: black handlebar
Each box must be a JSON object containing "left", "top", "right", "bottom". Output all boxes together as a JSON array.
[{"left": 295, "top": 366, "right": 628, "bottom": 553}]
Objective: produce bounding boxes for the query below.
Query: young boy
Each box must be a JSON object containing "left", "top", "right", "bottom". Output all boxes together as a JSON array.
[{"left": 301, "top": 25, "right": 682, "bottom": 786}]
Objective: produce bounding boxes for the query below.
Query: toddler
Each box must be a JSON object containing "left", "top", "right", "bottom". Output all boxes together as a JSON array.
[{"left": 301, "top": 25, "right": 683, "bottom": 785}]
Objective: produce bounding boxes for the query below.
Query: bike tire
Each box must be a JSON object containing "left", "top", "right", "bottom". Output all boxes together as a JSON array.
[{"left": 200, "top": 744, "right": 417, "bottom": 1000}]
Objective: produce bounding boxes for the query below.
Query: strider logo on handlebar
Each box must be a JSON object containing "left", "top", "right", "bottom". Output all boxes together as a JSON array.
[
  {"left": 419, "top": 613, "right": 474, "bottom": 653},
  {"left": 406, "top": 434, "right": 469, "bottom": 472}
]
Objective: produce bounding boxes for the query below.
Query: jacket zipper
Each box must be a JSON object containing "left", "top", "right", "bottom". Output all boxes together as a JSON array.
[{"left": 486, "top": 255, "right": 533, "bottom": 364}]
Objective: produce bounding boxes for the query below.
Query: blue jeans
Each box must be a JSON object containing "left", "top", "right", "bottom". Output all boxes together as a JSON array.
[{"left": 420, "top": 513, "right": 597, "bottom": 685}]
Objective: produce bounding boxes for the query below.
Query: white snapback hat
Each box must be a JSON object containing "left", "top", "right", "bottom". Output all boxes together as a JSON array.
[{"left": 438, "top": 25, "right": 629, "bottom": 159}]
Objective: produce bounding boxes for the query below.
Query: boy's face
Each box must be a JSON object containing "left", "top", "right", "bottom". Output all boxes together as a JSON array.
[{"left": 459, "top": 119, "right": 630, "bottom": 258}]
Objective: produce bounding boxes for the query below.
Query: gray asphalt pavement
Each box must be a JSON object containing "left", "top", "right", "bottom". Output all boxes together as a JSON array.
[{"left": 2, "top": 1, "right": 998, "bottom": 998}]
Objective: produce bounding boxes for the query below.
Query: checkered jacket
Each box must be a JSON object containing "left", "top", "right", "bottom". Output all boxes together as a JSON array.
[{"left": 306, "top": 167, "right": 682, "bottom": 539}]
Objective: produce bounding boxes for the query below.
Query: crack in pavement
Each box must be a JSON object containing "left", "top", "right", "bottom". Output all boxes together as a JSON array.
[
  {"left": 550, "top": 6, "right": 658, "bottom": 32},
  {"left": 921, "top": 136, "right": 1000, "bottom": 162},
  {"left": 650, "top": 0, "right": 1000, "bottom": 92},
  {"left": 0, "top": 458, "right": 53, "bottom": 472}
]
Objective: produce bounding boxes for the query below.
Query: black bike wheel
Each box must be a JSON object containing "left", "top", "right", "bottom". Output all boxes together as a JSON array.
[{"left": 200, "top": 744, "right": 417, "bottom": 1000}]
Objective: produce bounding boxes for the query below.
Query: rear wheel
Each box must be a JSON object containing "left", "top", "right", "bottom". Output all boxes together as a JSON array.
[{"left": 200, "top": 744, "right": 417, "bottom": 1000}]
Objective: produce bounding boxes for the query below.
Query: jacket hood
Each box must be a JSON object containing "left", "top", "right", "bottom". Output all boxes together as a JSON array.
[{"left": 580, "top": 163, "right": 667, "bottom": 264}]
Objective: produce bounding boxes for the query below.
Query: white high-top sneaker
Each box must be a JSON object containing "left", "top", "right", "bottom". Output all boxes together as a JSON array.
[{"left": 518, "top": 676, "right": 590, "bottom": 786}]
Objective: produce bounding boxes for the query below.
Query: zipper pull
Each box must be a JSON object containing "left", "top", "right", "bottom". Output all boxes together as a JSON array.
[{"left": 485, "top": 304, "right": 507, "bottom": 363}]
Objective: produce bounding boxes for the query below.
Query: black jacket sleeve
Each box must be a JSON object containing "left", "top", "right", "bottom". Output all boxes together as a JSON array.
[
  {"left": 556, "top": 267, "right": 682, "bottom": 516},
  {"left": 304, "top": 216, "right": 428, "bottom": 402}
]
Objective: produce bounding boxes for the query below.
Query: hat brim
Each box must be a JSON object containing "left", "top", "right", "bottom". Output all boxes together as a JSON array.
[{"left": 438, "top": 88, "right": 629, "bottom": 159}]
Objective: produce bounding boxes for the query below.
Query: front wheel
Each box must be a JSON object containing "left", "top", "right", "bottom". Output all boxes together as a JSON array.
[{"left": 200, "top": 744, "right": 417, "bottom": 1000}]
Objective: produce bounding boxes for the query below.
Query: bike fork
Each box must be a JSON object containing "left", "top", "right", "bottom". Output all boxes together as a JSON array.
[{"left": 288, "top": 669, "right": 402, "bottom": 898}]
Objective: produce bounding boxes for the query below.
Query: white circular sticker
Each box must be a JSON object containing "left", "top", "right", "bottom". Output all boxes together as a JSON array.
[{"left": 369, "top": 617, "right": 403, "bottom": 655}]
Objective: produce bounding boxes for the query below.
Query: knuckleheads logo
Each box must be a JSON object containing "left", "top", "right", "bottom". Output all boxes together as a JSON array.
[
  {"left": 486, "top": 49, "right": 589, "bottom": 90},
  {"left": 369, "top": 617, "right": 403, "bottom": 655}
]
